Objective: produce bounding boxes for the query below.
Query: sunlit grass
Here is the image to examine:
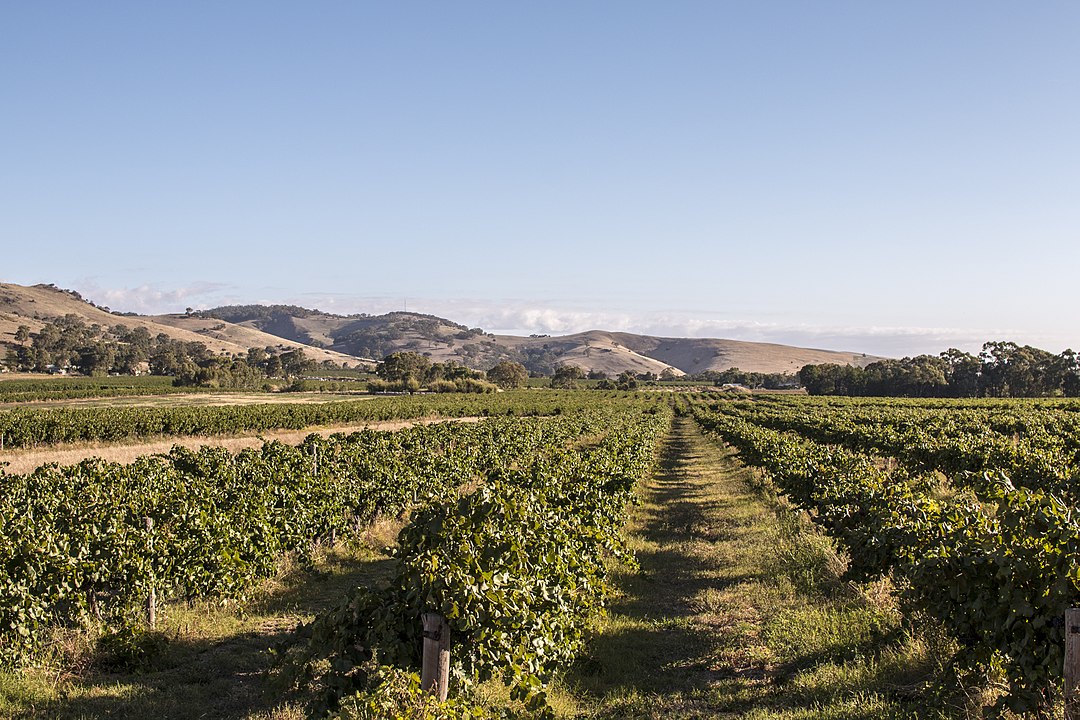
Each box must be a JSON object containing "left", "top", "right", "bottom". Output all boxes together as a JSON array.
[
  {"left": 555, "top": 416, "right": 951, "bottom": 719},
  {"left": 0, "top": 540, "right": 395, "bottom": 720}
]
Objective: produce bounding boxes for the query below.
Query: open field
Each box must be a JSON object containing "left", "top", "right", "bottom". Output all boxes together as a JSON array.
[{"left": 0, "top": 390, "right": 579, "bottom": 451}]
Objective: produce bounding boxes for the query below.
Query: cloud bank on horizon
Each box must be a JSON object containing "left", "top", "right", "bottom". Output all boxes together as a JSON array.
[{"left": 66, "top": 280, "right": 1069, "bottom": 359}]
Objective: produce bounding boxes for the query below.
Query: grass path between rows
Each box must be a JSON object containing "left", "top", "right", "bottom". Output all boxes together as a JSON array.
[{"left": 556, "top": 415, "right": 944, "bottom": 719}]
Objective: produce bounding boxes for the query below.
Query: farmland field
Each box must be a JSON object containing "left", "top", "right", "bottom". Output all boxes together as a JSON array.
[{"left": 1, "top": 390, "right": 1077, "bottom": 718}]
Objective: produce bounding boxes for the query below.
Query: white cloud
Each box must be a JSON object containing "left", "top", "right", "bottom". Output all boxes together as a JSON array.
[
  {"left": 72, "top": 280, "right": 237, "bottom": 314},
  {"left": 67, "top": 283, "right": 1075, "bottom": 358}
]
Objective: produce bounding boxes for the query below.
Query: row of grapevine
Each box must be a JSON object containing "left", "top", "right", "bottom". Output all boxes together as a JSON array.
[
  {"left": 0, "top": 375, "right": 194, "bottom": 403},
  {"left": 0, "top": 404, "right": 648, "bottom": 665},
  {"left": 296, "top": 403, "right": 673, "bottom": 716},
  {"left": 0, "top": 390, "right": 621, "bottom": 449},
  {"left": 711, "top": 396, "right": 1080, "bottom": 499},
  {"left": 692, "top": 401, "right": 1080, "bottom": 713}
]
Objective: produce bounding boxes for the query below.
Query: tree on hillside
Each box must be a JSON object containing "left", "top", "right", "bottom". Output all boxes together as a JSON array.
[
  {"left": 280, "top": 348, "right": 315, "bottom": 378},
  {"left": 378, "top": 351, "right": 432, "bottom": 384},
  {"left": 486, "top": 360, "right": 528, "bottom": 389},
  {"left": 74, "top": 341, "right": 117, "bottom": 376},
  {"left": 428, "top": 361, "right": 481, "bottom": 383},
  {"left": 550, "top": 364, "right": 586, "bottom": 389},
  {"left": 246, "top": 346, "right": 268, "bottom": 368},
  {"left": 14, "top": 325, "right": 30, "bottom": 343},
  {"left": 615, "top": 370, "right": 638, "bottom": 391}
]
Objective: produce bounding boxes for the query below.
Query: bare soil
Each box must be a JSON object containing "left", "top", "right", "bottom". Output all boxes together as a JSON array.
[{"left": 0, "top": 416, "right": 482, "bottom": 475}]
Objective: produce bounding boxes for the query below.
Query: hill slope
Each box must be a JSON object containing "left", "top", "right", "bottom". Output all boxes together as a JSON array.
[
  {"left": 0, "top": 284, "right": 884, "bottom": 376},
  {"left": 0, "top": 283, "right": 363, "bottom": 367},
  {"left": 607, "top": 333, "right": 878, "bottom": 375},
  {"left": 205, "top": 305, "right": 885, "bottom": 376}
]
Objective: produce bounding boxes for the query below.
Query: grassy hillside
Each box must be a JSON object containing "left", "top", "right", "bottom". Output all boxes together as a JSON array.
[
  {"left": 607, "top": 332, "right": 880, "bottom": 375},
  {"left": 0, "top": 283, "right": 364, "bottom": 367},
  {"left": 206, "top": 305, "right": 884, "bottom": 376},
  {"left": 0, "top": 284, "right": 883, "bottom": 376}
]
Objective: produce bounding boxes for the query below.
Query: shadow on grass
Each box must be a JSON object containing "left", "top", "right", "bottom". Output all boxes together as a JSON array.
[
  {"left": 566, "top": 418, "right": 733, "bottom": 704},
  {"left": 9, "top": 549, "right": 397, "bottom": 720},
  {"left": 562, "top": 417, "right": 940, "bottom": 719}
]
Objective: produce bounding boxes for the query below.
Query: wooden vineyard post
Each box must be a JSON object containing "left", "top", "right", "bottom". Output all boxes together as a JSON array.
[
  {"left": 421, "top": 613, "right": 450, "bottom": 701},
  {"left": 145, "top": 517, "right": 156, "bottom": 629},
  {"left": 1067, "top": 608, "right": 1080, "bottom": 719}
]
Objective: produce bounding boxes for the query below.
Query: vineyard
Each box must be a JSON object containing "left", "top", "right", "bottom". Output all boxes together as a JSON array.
[
  {"left": 0, "top": 392, "right": 670, "bottom": 716},
  {"left": 689, "top": 394, "right": 1080, "bottom": 714},
  {"left": 3, "top": 390, "right": 1080, "bottom": 717},
  {"left": 0, "top": 390, "right": 591, "bottom": 449}
]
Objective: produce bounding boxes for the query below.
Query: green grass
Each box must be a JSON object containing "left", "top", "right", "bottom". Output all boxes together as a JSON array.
[
  {"left": 553, "top": 415, "right": 955, "bottom": 719},
  {"left": 0, "top": 523, "right": 401, "bottom": 720}
]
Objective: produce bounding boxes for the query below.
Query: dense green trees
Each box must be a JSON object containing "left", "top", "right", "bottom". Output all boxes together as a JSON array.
[
  {"left": 2, "top": 316, "right": 321, "bottom": 387},
  {"left": 373, "top": 352, "right": 495, "bottom": 393},
  {"left": 550, "top": 364, "right": 586, "bottom": 389},
  {"left": 684, "top": 368, "right": 799, "bottom": 389},
  {"left": 799, "top": 342, "right": 1080, "bottom": 397},
  {"left": 486, "top": 360, "right": 528, "bottom": 389},
  {"left": 377, "top": 351, "right": 432, "bottom": 384}
]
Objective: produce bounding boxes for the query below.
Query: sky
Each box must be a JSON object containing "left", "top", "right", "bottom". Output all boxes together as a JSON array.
[{"left": 2, "top": 2, "right": 1078, "bottom": 357}]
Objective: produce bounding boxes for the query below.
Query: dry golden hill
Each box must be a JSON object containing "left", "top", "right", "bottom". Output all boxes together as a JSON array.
[
  {"left": 604, "top": 332, "right": 881, "bottom": 375},
  {"left": 0, "top": 283, "right": 362, "bottom": 367},
  {"left": 0, "top": 284, "right": 884, "bottom": 377},
  {"left": 497, "top": 332, "right": 682, "bottom": 377},
  {"left": 207, "top": 305, "right": 885, "bottom": 376}
]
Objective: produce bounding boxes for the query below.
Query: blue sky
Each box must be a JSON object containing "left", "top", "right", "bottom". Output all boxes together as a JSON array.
[{"left": 2, "top": 2, "right": 1077, "bottom": 356}]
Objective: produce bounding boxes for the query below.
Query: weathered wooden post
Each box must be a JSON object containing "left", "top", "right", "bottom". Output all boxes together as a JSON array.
[
  {"left": 1066, "top": 608, "right": 1080, "bottom": 719},
  {"left": 145, "top": 517, "right": 156, "bottom": 629},
  {"left": 421, "top": 612, "right": 450, "bottom": 701}
]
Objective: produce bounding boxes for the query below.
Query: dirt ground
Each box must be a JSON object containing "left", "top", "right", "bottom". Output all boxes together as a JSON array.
[{"left": 0, "top": 416, "right": 481, "bottom": 475}]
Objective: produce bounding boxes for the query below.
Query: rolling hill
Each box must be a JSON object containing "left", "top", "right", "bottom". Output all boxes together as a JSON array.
[
  {"left": 0, "top": 283, "right": 363, "bottom": 367},
  {"left": 203, "top": 304, "right": 885, "bottom": 376},
  {"left": 0, "top": 283, "right": 885, "bottom": 376}
]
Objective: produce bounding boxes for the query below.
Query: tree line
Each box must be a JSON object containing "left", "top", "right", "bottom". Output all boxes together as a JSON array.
[
  {"left": 799, "top": 342, "right": 1080, "bottom": 397},
  {"left": 2, "top": 315, "right": 327, "bottom": 388},
  {"left": 371, "top": 352, "right": 522, "bottom": 393}
]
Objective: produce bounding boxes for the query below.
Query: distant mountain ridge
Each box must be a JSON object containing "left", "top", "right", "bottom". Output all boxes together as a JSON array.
[
  {"left": 0, "top": 283, "right": 885, "bottom": 376},
  {"left": 201, "top": 303, "right": 884, "bottom": 376}
]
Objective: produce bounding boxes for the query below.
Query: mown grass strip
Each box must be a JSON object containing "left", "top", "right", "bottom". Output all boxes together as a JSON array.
[{"left": 557, "top": 415, "right": 946, "bottom": 719}]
